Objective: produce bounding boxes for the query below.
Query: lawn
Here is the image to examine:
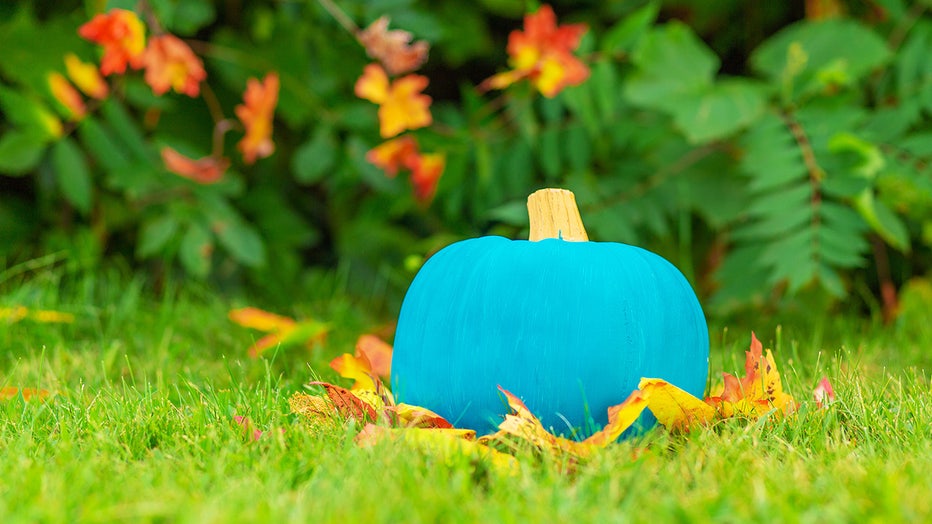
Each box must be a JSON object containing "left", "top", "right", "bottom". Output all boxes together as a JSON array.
[{"left": 3, "top": 268, "right": 932, "bottom": 523}]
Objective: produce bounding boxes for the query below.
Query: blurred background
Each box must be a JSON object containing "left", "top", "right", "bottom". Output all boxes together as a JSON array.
[{"left": 1, "top": 0, "right": 931, "bottom": 332}]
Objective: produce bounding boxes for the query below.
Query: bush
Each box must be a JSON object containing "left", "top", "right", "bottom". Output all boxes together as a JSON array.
[{"left": 1, "top": 0, "right": 930, "bottom": 317}]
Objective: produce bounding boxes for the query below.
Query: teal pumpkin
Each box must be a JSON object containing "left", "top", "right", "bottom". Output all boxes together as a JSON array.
[{"left": 391, "top": 189, "right": 708, "bottom": 434}]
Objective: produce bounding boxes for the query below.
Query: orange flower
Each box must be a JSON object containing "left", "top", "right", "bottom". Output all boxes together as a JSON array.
[
  {"left": 365, "top": 136, "right": 419, "bottom": 177},
  {"left": 484, "top": 5, "right": 589, "bottom": 97},
  {"left": 235, "top": 73, "right": 279, "bottom": 164},
  {"left": 355, "top": 64, "right": 432, "bottom": 138},
  {"left": 64, "top": 54, "right": 109, "bottom": 99},
  {"left": 357, "top": 17, "right": 429, "bottom": 75},
  {"left": 78, "top": 9, "right": 146, "bottom": 75},
  {"left": 365, "top": 136, "right": 444, "bottom": 202},
  {"left": 161, "top": 147, "right": 229, "bottom": 184},
  {"left": 143, "top": 35, "right": 206, "bottom": 97},
  {"left": 47, "top": 72, "right": 86, "bottom": 121},
  {"left": 408, "top": 152, "right": 444, "bottom": 203}
]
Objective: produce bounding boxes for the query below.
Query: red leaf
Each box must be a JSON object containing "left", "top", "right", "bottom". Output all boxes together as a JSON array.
[{"left": 308, "top": 381, "right": 378, "bottom": 420}]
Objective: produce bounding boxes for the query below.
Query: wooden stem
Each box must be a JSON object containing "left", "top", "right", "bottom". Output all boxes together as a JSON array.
[{"left": 527, "top": 188, "right": 589, "bottom": 242}]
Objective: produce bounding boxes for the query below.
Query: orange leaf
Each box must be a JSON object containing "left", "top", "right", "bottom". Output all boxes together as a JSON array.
[
  {"left": 228, "top": 307, "right": 295, "bottom": 332},
  {"left": 0, "top": 387, "right": 51, "bottom": 401},
  {"left": 161, "top": 147, "right": 229, "bottom": 184},
  {"left": 639, "top": 378, "right": 716, "bottom": 431},
  {"left": 813, "top": 376, "right": 836, "bottom": 408},
  {"left": 78, "top": 9, "right": 146, "bottom": 75},
  {"left": 581, "top": 389, "right": 650, "bottom": 447},
  {"left": 235, "top": 72, "right": 279, "bottom": 164},
  {"left": 484, "top": 387, "right": 643, "bottom": 458},
  {"left": 329, "top": 353, "right": 377, "bottom": 391},
  {"left": 308, "top": 381, "right": 378, "bottom": 421},
  {"left": 143, "top": 34, "right": 206, "bottom": 97},
  {"left": 705, "top": 332, "right": 797, "bottom": 419},
  {"left": 388, "top": 403, "right": 454, "bottom": 429},
  {"left": 357, "top": 17, "right": 429, "bottom": 75},
  {"left": 355, "top": 334, "right": 393, "bottom": 379}
]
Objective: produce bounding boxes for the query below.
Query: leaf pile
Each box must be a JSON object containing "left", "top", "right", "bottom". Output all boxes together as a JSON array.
[{"left": 289, "top": 332, "right": 833, "bottom": 473}]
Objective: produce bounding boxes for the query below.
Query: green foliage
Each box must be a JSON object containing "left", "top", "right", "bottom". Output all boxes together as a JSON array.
[{"left": 3, "top": 0, "right": 932, "bottom": 315}]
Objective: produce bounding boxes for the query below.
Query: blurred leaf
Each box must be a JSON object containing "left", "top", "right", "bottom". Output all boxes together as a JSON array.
[
  {"left": 626, "top": 22, "right": 718, "bottom": 102},
  {"left": 0, "top": 131, "right": 47, "bottom": 176},
  {"left": 137, "top": 214, "right": 180, "bottom": 258},
  {"left": 215, "top": 220, "right": 267, "bottom": 268},
  {"left": 293, "top": 126, "right": 337, "bottom": 184},
  {"left": 601, "top": 1, "right": 659, "bottom": 55},
  {"left": 101, "top": 99, "right": 152, "bottom": 162},
  {"left": 538, "top": 127, "right": 561, "bottom": 180},
  {"left": 179, "top": 223, "right": 213, "bottom": 277},
  {"left": 854, "top": 192, "right": 910, "bottom": 252},
  {"left": 751, "top": 19, "right": 890, "bottom": 98},
  {"left": 77, "top": 117, "right": 132, "bottom": 175},
  {"left": 50, "top": 137, "right": 93, "bottom": 214},
  {"left": 0, "top": 87, "right": 62, "bottom": 141}
]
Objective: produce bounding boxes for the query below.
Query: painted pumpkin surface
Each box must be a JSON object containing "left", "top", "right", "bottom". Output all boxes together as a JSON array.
[{"left": 391, "top": 189, "right": 709, "bottom": 434}]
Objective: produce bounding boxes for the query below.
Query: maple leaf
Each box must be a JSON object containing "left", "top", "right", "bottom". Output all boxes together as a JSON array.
[
  {"left": 161, "top": 147, "right": 229, "bottom": 184},
  {"left": 47, "top": 73, "right": 86, "bottom": 121},
  {"left": 356, "top": 423, "right": 519, "bottom": 475},
  {"left": 307, "top": 381, "right": 378, "bottom": 421},
  {"left": 480, "top": 387, "right": 648, "bottom": 459},
  {"left": 705, "top": 332, "right": 797, "bottom": 418},
  {"left": 228, "top": 307, "right": 328, "bottom": 358},
  {"left": 357, "top": 17, "right": 429, "bottom": 75},
  {"left": 143, "top": 35, "right": 207, "bottom": 97},
  {"left": 482, "top": 4, "right": 589, "bottom": 98},
  {"left": 0, "top": 387, "right": 51, "bottom": 401},
  {"left": 64, "top": 54, "right": 109, "bottom": 99},
  {"left": 355, "top": 64, "right": 432, "bottom": 138},
  {"left": 813, "top": 377, "right": 836, "bottom": 408},
  {"left": 78, "top": 9, "right": 146, "bottom": 75},
  {"left": 330, "top": 334, "right": 393, "bottom": 391},
  {"left": 638, "top": 378, "right": 716, "bottom": 431},
  {"left": 235, "top": 72, "right": 279, "bottom": 165}
]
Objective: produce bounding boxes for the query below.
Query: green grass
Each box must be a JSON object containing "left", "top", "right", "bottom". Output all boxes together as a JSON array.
[{"left": 3, "top": 268, "right": 932, "bottom": 522}]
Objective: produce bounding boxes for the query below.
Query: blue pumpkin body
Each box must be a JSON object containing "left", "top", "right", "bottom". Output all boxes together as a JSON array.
[{"left": 391, "top": 236, "right": 708, "bottom": 435}]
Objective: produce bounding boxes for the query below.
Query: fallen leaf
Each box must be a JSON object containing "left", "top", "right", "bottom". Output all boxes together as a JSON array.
[
  {"left": 387, "top": 403, "right": 454, "bottom": 429},
  {"left": 308, "top": 381, "right": 378, "bottom": 421},
  {"left": 356, "top": 423, "right": 518, "bottom": 475},
  {"left": 638, "top": 378, "right": 715, "bottom": 431},
  {"left": 355, "top": 335, "right": 393, "bottom": 379},
  {"left": 0, "top": 387, "right": 51, "bottom": 401},
  {"left": 480, "top": 387, "right": 645, "bottom": 459},
  {"left": 813, "top": 377, "right": 836, "bottom": 408},
  {"left": 705, "top": 332, "right": 797, "bottom": 418}
]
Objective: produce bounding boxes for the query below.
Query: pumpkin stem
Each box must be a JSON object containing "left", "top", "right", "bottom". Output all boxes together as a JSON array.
[{"left": 527, "top": 188, "right": 589, "bottom": 242}]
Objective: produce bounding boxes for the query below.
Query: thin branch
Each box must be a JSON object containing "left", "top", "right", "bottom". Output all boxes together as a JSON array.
[{"left": 316, "top": 0, "right": 359, "bottom": 36}]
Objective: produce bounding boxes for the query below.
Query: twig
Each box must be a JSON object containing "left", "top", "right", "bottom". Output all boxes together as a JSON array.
[{"left": 316, "top": 0, "right": 359, "bottom": 36}]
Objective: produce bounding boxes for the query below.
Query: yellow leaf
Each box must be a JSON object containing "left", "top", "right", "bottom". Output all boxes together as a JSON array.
[
  {"left": 356, "top": 423, "right": 519, "bottom": 475},
  {"left": 581, "top": 389, "right": 650, "bottom": 447},
  {"left": 330, "top": 353, "right": 377, "bottom": 391},
  {"left": 228, "top": 307, "right": 295, "bottom": 332},
  {"left": 639, "top": 378, "right": 716, "bottom": 431}
]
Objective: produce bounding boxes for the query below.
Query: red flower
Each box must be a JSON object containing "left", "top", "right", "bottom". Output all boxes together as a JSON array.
[
  {"left": 143, "top": 35, "right": 207, "bottom": 97},
  {"left": 161, "top": 147, "right": 229, "bottom": 184},
  {"left": 408, "top": 152, "right": 444, "bottom": 203},
  {"left": 365, "top": 136, "right": 419, "bottom": 177},
  {"left": 484, "top": 5, "right": 589, "bottom": 97},
  {"left": 235, "top": 73, "right": 279, "bottom": 164},
  {"left": 78, "top": 9, "right": 146, "bottom": 75}
]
